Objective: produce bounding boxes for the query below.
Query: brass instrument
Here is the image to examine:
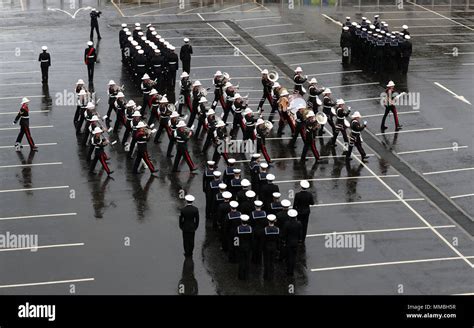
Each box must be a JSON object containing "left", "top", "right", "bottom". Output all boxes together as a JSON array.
[
  {"left": 268, "top": 70, "right": 279, "bottom": 82},
  {"left": 315, "top": 112, "right": 328, "bottom": 125},
  {"left": 263, "top": 120, "right": 273, "bottom": 136}
]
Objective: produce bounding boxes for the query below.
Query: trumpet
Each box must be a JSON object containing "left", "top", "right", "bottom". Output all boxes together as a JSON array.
[
  {"left": 268, "top": 70, "right": 279, "bottom": 83},
  {"left": 223, "top": 72, "right": 231, "bottom": 81}
]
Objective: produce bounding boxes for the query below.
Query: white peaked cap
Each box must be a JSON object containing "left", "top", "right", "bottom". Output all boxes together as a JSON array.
[
  {"left": 267, "top": 214, "right": 277, "bottom": 222},
  {"left": 241, "top": 214, "right": 250, "bottom": 222},
  {"left": 281, "top": 199, "right": 291, "bottom": 208},
  {"left": 184, "top": 38, "right": 190, "bottom": 42},
  {"left": 222, "top": 191, "right": 232, "bottom": 199},
  {"left": 309, "top": 78, "right": 317, "bottom": 84},
  {"left": 245, "top": 190, "right": 256, "bottom": 198},
  {"left": 241, "top": 179, "right": 251, "bottom": 187},
  {"left": 185, "top": 195, "right": 195, "bottom": 202},
  {"left": 300, "top": 180, "right": 310, "bottom": 189},
  {"left": 90, "top": 115, "right": 99, "bottom": 122},
  {"left": 87, "top": 41, "right": 93, "bottom": 46},
  {"left": 138, "top": 50, "right": 144, "bottom": 54},
  {"left": 288, "top": 209, "right": 298, "bottom": 218},
  {"left": 41, "top": 45, "right": 48, "bottom": 51},
  {"left": 77, "top": 79, "right": 85, "bottom": 84},
  {"left": 228, "top": 158, "right": 236, "bottom": 164},
  {"left": 116, "top": 92, "right": 125, "bottom": 98},
  {"left": 93, "top": 127, "right": 103, "bottom": 134},
  {"left": 215, "top": 70, "right": 222, "bottom": 76},
  {"left": 351, "top": 111, "right": 362, "bottom": 119},
  {"left": 207, "top": 160, "right": 215, "bottom": 166},
  {"left": 405, "top": 35, "right": 411, "bottom": 40},
  {"left": 266, "top": 174, "right": 275, "bottom": 181},
  {"left": 402, "top": 25, "right": 408, "bottom": 29},
  {"left": 233, "top": 168, "right": 241, "bottom": 174}
]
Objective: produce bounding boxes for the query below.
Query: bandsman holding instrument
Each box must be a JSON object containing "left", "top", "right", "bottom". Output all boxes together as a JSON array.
[
  {"left": 230, "top": 93, "right": 248, "bottom": 139},
  {"left": 346, "top": 111, "right": 369, "bottom": 162},
  {"left": 306, "top": 78, "right": 324, "bottom": 112},
  {"left": 381, "top": 80, "right": 403, "bottom": 132},
  {"left": 14, "top": 97, "right": 37, "bottom": 151},
  {"left": 320, "top": 88, "right": 337, "bottom": 136},
  {"left": 300, "top": 111, "right": 321, "bottom": 162},
  {"left": 210, "top": 71, "right": 227, "bottom": 112},
  {"left": 178, "top": 72, "right": 193, "bottom": 116},
  {"left": 223, "top": 81, "right": 237, "bottom": 122},
  {"left": 133, "top": 121, "right": 159, "bottom": 175},
  {"left": 276, "top": 88, "right": 294, "bottom": 137},
  {"left": 105, "top": 80, "right": 121, "bottom": 123},
  {"left": 331, "top": 99, "right": 351, "bottom": 150},
  {"left": 212, "top": 120, "right": 230, "bottom": 166},
  {"left": 256, "top": 118, "right": 272, "bottom": 163},
  {"left": 89, "top": 127, "right": 113, "bottom": 176},
  {"left": 257, "top": 69, "right": 276, "bottom": 113},
  {"left": 172, "top": 121, "right": 198, "bottom": 172},
  {"left": 293, "top": 66, "right": 307, "bottom": 96}
]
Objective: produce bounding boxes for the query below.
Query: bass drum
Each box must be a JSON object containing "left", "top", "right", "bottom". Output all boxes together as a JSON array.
[{"left": 289, "top": 97, "right": 307, "bottom": 115}]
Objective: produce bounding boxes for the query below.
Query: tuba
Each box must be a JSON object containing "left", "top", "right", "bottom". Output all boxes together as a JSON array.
[
  {"left": 315, "top": 112, "right": 328, "bottom": 125},
  {"left": 268, "top": 71, "right": 279, "bottom": 82}
]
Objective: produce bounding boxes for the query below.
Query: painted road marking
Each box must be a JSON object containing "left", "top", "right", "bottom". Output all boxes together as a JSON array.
[
  {"left": 0, "top": 278, "right": 94, "bottom": 289},
  {"left": 0, "top": 185, "right": 69, "bottom": 194},
  {"left": 376, "top": 127, "right": 444, "bottom": 136},
  {"left": 0, "top": 243, "right": 84, "bottom": 252},
  {"left": 0, "top": 212, "right": 77, "bottom": 221},
  {"left": 0, "top": 162, "right": 62, "bottom": 169},
  {"left": 307, "top": 225, "right": 455, "bottom": 238}
]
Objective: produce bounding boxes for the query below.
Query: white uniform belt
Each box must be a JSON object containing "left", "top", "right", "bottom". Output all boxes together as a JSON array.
[
  {"left": 137, "top": 141, "right": 146, "bottom": 144},
  {"left": 168, "top": 61, "right": 177, "bottom": 65},
  {"left": 41, "top": 60, "right": 49, "bottom": 62},
  {"left": 87, "top": 56, "right": 95, "bottom": 58}
]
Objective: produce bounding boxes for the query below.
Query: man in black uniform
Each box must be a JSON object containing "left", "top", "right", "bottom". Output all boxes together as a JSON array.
[
  {"left": 262, "top": 214, "right": 280, "bottom": 281},
  {"left": 150, "top": 49, "right": 165, "bottom": 88},
  {"left": 179, "top": 38, "right": 193, "bottom": 74},
  {"left": 179, "top": 195, "right": 200, "bottom": 257},
  {"left": 14, "top": 97, "right": 37, "bottom": 151},
  {"left": 257, "top": 69, "right": 274, "bottom": 112},
  {"left": 235, "top": 214, "right": 253, "bottom": 280},
  {"left": 300, "top": 111, "right": 320, "bottom": 163},
  {"left": 340, "top": 26, "right": 352, "bottom": 66},
  {"left": 217, "top": 191, "right": 232, "bottom": 248},
  {"left": 307, "top": 78, "right": 323, "bottom": 112},
  {"left": 89, "top": 8, "right": 102, "bottom": 41},
  {"left": 133, "top": 121, "right": 158, "bottom": 175},
  {"left": 331, "top": 99, "right": 350, "bottom": 150},
  {"left": 346, "top": 111, "right": 369, "bottom": 162},
  {"left": 38, "top": 46, "right": 51, "bottom": 84},
  {"left": 84, "top": 41, "right": 97, "bottom": 83},
  {"left": 293, "top": 180, "right": 314, "bottom": 245},
  {"left": 282, "top": 209, "right": 302, "bottom": 276},
  {"left": 259, "top": 174, "right": 279, "bottom": 210},
  {"left": 166, "top": 46, "right": 179, "bottom": 102}
]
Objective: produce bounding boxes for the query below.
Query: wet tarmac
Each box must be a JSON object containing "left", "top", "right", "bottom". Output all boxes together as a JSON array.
[{"left": 0, "top": 0, "right": 472, "bottom": 295}]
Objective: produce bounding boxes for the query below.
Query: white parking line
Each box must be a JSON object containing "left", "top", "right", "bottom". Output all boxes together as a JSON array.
[
  {"left": 0, "top": 49, "right": 34, "bottom": 53},
  {"left": 398, "top": 146, "right": 468, "bottom": 155},
  {"left": 308, "top": 70, "right": 363, "bottom": 77},
  {"left": 0, "top": 95, "right": 44, "bottom": 100},
  {"left": 277, "top": 49, "right": 331, "bottom": 56},
  {"left": 321, "top": 14, "right": 342, "bottom": 26},
  {"left": 0, "top": 142, "right": 57, "bottom": 149},
  {"left": 444, "top": 52, "right": 474, "bottom": 55},
  {"left": 274, "top": 175, "right": 400, "bottom": 184},
  {"left": 166, "top": 36, "right": 241, "bottom": 40},
  {"left": 290, "top": 59, "right": 340, "bottom": 66},
  {"left": 267, "top": 40, "right": 318, "bottom": 47},
  {"left": 0, "top": 60, "right": 35, "bottom": 64},
  {"left": 451, "top": 193, "right": 474, "bottom": 199},
  {"left": 0, "top": 71, "right": 39, "bottom": 75},
  {"left": 0, "top": 185, "right": 69, "bottom": 194},
  {"left": 0, "top": 243, "right": 84, "bottom": 252},
  {"left": 192, "top": 54, "right": 260, "bottom": 58},
  {"left": 0, "top": 162, "right": 62, "bottom": 169},
  {"left": 423, "top": 167, "right": 474, "bottom": 175},
  {"left": 0, "top": 25, "right": 28, "bottom": 29},
  {"left": 407, "top": 0, "right": 474, "bottom": 31},
  {"left": 0, "top": 82, "right": 41, "bottom": 86},
  {"left": 426, "top": 42, "right": 474, "bottom": 45},
  {"left": 310, "top": 198, "right": 424, "bottom": 207},
  {"left": 0, "top": 125, "right": 53, "bottom": 131},
  {"left": 307, "top": 225, "right": 455, "bottom": 238},
  {"left": 311, "top": 255, "right": 474, "bottom": 272},
  {"left": 462, "top": 63, "right": 474, "bottom": 66},
  {"left": 234, "top": 154, "right": 374, "bottom": 163},
  {"left": 255, "top": 31, "right": 305, "bottom": 38},
  {"left": 375, "top": 127, "right": 443, "bottom": 136},
  {"left": 133, "top": 4, "right": 177, "bottom": 16},
  {"left": 244, "top": 23, "right": 292, "bottom": 30},
  {"left": 413, "top": 33, "right": 474, "bottom": 37},
  {"left": 0, "top": 278, "right": 94, "bottom": 289},
  {"left": 363, "top": 111, "right": 420, "bottom": 118},
  {"left": 0, "top": 212, "right": 76, "bottom": 221}
]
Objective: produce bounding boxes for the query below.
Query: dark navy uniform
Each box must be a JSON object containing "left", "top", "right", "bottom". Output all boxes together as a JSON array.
[
  {"left": 262, "top": 224, "right": 280, "bottom": 281},
  {"left": 282, "top": 218, "right": 303, "bottom": 276},
  {"left": 235, "top": 223, "right": 253, "bottom": 280},
  {"left": 38, "top": 50, "right": 51, "bottom": 83},
  {"left": 251, "top": 208, "right": 267, "bottom": 265},
  {"left": 180, "top": 43, "right": 193, "bottom": 73},
  {"left": 346, "top": 118, "right": 367, "bottom": 161},
  {"left": 179, "top": 203, "right": 199, "bottom": 257},
  {"left": 89, "top": 10, "right": 102, "bottom": 40},
  {"left": 293, "top": 190, "right": 314, "bottom": 244}
]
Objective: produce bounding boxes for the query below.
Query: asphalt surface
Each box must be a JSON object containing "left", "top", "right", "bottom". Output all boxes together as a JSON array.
[{"left": 0, "top": 0, "right": 472, "bottom": 295}]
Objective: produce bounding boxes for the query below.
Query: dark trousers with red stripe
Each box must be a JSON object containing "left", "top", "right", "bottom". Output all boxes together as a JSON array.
[
  {"left": 277, "top": 111, "right": 296, "bottom": 135},
  {"left": 222, "top": 101, "right": 233, "bottom": 123},
  {"left": 113, "top": 113, "right": 126, "bottom": 133},
  {"left": 211, "top": 89, "right": 226, "bottom": 111},
  {"left": 90, "top": 149, "right": 110, "bottom": 174},
  {"left": 173, "top": 143, "right": 195, "bottom": 171},
  {"left": 178, "top": 95, "right": 193, "bottom": 116},
  {"left": 212, "top": 147, "right": 229, "bottom": 166},
  {"left": 133, "top": 150, "right": 156, "bottom": 173},
  {"left": 16, "top": 122, "right": 35, "bottom": 147},
  {"left": 230, "top": 113, "right": 245, "bottom": 138},
  {"left": 291, "top": 122, "right": 305, "bottom": 144},
  {"left": 154, "top": 118, "right": 170, "bottom": 143},
  {"left": 301, "top": 139, "right": 320, "bottom": 161},
  {"left": 257, "top": 93, "right": 273, "bottom": 111},
  {"left": 257, "top": 138, "right": 271, "bottom": 163},
  {"left": 381, "top": 105, "right": 400, "bottom": 129}
]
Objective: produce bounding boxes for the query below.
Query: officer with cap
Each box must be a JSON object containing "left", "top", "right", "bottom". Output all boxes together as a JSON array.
[
  {"left": 255, "top": 162, "right": 268, "bottom": 196},
  {"left": 226, "top": 201, "right": 242, "bottom": 262},
  {"left": 203, "top": 160, "right": 216, "bottom": 194},
  {"left": 282, "top": 209, "right": 302, "bottom": 276},
  {"left": 249, "top": 153, "right": 261, "bottom": 188},
  {"left": 262, "top": 214, "right": 280, "bottom": 281},
  {"left": 89, "top": 8, "right": 102, "bottom": 41},
  {"left": 276, "top": 199, "right": 291, "bottom": 230},
  {"left": 84, "top": 41, "right": 97, "bottom": 83},
  {"left": 260, "top": 174, "right": 279, "bottom": 210},
  {"left": 269, "top": 192, "right": 283, "bottom": 215},
  {"left": 251, "top": 200, "right": 267, "bottom": 265},
  {"left": 179, "top": 195, "right": 200, "bottom": 257},
  {"left": 38, "top": 46, "right": 51, "bottom": 83},
  {"left": 240, "top": 190, "right": 256, "bottom": 216},
  {"left": 166, "top": 46, "right": 179, "bottom": 101},
  {"left": 401, "top": 25, "right": 410, "bottom": 36},
  {"left": 223, "top": 158, "right": 236, "bottom": 185},
  {"left": 14, "top": 97, "right": 37, "bottom": 151},
  {"left": 212, "top": 183, "right": 228, "bottom": 229},
  {"left": 217, "top": 191, "right": 232, "bottom": 248},
  {"left": 235, "top": 214, "right": 253, "bottom": 280},
  {"left": 150, "top": 48, "right": 165, "bottom": 88},
  {"left": 180, "top": 38, "right": 193, "bottom": 74},
  {"left": 293, "top": 180, "right": 314, "bottom": 245},
  {"left": 236, "top": 179, "right": 252, "bottom": 203},
  {"left": 340, "top": 26, "right": 352, "bottom": 65}
]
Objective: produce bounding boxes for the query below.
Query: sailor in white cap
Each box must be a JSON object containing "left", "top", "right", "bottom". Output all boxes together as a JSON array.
[
  {"left": 262, "top": 213, "right": 279, "bottom": 281},
  {"left": 401, "top": 25, "right": 410, "bottom": 36},
  {"left": 13, "top": 97, "right": 37, "bottom": 151},
  {"left": 165, "top": 44, "right": 179, "bottom": 102},
  {"left": 236, "top": 214, "right": 253, "bottom": 280},
  {"left": 346, "top": 111, "right": 368, "bottom": 162},
  {"left": 381, "top": 81, "right": 402, "bottom": 132},
  {"left": 226, "top": 200, "right": 242, "bottom": 262},
  {"left": 345, "top": 16, "right": 351, "bottom": 27},
  {"left": 133, "top": 121, "right": 159, "bottom": 175},
  {"left": 240, "top": 190, "right": 256, "bottom": 216},
  {"left": 89, "top": 8, "right": 102, "bottom": 40},
  {"left": 150, "top": 48, "right": 165, "bottom": 93},
  {"left": 255, "top": 162, "right": 269, "bottom": 196},
  {"left": 204, "top": 168, "right": 221, "bottom": 220},
  {"left": 248, "top": 153, "right": 261, "bottom": 187},
  {"left": 84, "top": 41, "right": 97, "bottom": 82},
  {"left": 251, "top": 199, "right": 267, "bottom": 265},
  {"left": 212, "top": 182, "right": 228, "bottom": 221},
  {"left": 223, "top": 158, "right": 236, "bottom": 185},
  {"left": 293, "top": 180, "right": 314, "bottom": 244},
  {"left": 119, "top": 24, "right": 128, "bottom": 62},
  {"left": 268, "top": 192, "right": 283, "bottom": 215},
  {"left": 283, "top": 209, "right": 303, "bottom": 276},
  {"left": 177, "top": 71, "right": 193, "bottom": 116},
  {"left": 38, "top": 45, "right": 51, "bottom": 83},
  {"left": 89, "top": 127, "right": 113, "bottom": 176},
  {"left": 276, "top": 199, "right": 292, "bottom": 230},
  {"left": 341, "top": 25, "right": 352, "bottom": 66},
  {"left": 256, "top": 68, "right": 275, "bottom": 113},
  {"left": 172, "top": 120, "right": 197, "bottom": 172},
  {"left": 215, "top": 190, "right": 233, "bottom": 238},
  {"left": 230, "top": 168, "right": 243, "bottom": 195},
  {"left": 259, "top": 173, "right": 280, "bottom": 209},
  {"left": 179, "top": 194, "right": 200, "bottom": 257},
  {"left": 180, "top": 37, "right": 193, "bottom": 74}
]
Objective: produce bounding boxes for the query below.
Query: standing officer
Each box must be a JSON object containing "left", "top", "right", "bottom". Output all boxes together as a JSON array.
[
  {"left": 14, "top": 97, "right": 37, "bottom": 151},
  {"left": 282, "top": 209, "right": 302, "bottom": 277},
  {"left": 179, "top": 195, "right": 200, "bottom": 257},
  {"left": 340, "top": 26, "right": 352, "bottom": 66},
  {"left": 84, "top": 41, "right": 97, "bottom": 83},
  {"left": 179, "top": 38, "right": 193, "bottom": 74},
  {"left": 38, "top": 46, "right": 51, "bottom": 84},
  {"left": 166, "top": 46, "right": 179, "bottom": 102},
  {"left": 346, "top": 111, "right": 369, "bottom": 162},
  {"left": 235, "top": 214, "right": 253, "bottom": 280},
  {"left": 262, "top": 214, "right": 280, "bottom": 281},
  {"left": 293, "top": 180, "right": 314, "bottom": 245},
  {"left": 381, "top": 80, "right": 402, "bottom": 132},
  {"left": 89, "top": 8, "right": 102, "bottom": 41}
]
